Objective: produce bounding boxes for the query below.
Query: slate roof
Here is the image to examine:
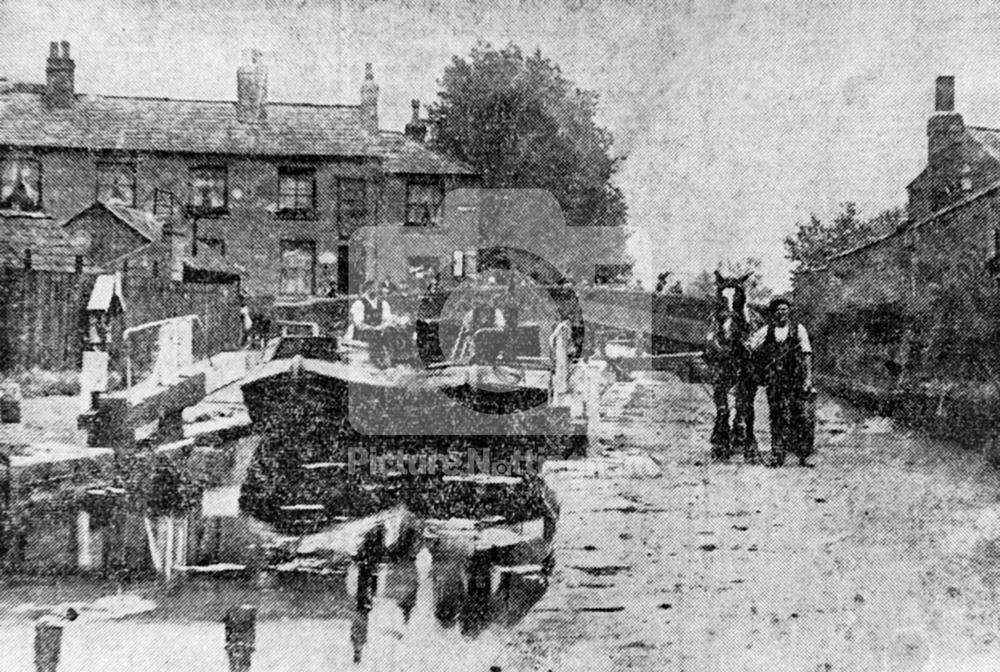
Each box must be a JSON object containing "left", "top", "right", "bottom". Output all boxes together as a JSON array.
[
  {"left": 377, "top": 131, "right": 476, "bottom": 175},
  {"left": 0, "top": 90, "right": 475, "bottom": 175},
  {"left": 64, "top": 201, "right": 165, "bottom": 243},
  {"left": 907, "top": 126, "right": 1000, "bottom": 189},
  {"left": 967, "top": 126, "right": 1000, "bottom": 161},
  {"left": 104, "top": 202, "right": 164, "bottom": 241},
  {"left": 0, "top": 211, "right": 98, "bottom": 272},
  {"left": 829, "top": 176, "right": 1000, "bottom": 262},
  {"left": 181, "top": 252, "right": 243, "bottom": 283}
]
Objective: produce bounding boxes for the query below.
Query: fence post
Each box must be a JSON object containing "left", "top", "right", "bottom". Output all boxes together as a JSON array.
[
  {"left": 224, "top": 605, "right": 256, "bottom": 672},
  {"left": 34, "top": 618, "right": 63, "bottom": 672}
]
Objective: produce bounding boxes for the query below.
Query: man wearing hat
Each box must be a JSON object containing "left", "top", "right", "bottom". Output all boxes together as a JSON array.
[{"left": 748, "top": 297, "right": 815, "bottom": 466}]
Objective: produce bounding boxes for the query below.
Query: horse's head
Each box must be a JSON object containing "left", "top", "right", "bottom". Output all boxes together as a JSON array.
[{"left": 713, "top": 270, "right": 752, "bottom": 341}]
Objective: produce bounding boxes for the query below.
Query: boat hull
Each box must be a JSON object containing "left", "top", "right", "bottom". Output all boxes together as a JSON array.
[{"left": 240, "top": 363, "right": 584, "bottom": 461}]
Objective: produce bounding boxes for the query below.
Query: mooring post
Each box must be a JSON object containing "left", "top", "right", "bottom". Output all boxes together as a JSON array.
[
  {"left": 34, "top": 618, "right": 63, "bottom": 672},
  {"left": 223, "top": 605, "right": 256, "bottom": 672}
]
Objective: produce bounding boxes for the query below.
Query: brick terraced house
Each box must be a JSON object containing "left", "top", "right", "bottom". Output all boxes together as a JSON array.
[
  {"left": 793, "top": 76, "right": 1000, "bottom": 385},
  {"left": 0, "top": 42, "right": 478, "bottom": 299}
]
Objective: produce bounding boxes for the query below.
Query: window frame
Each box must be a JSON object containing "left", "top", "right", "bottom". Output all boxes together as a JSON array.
[
  {"left": 336, "top": 177, "right": 368, "bottom": 224},
  {"left": 279, "top": 239, "right": 318, "bottom": 297},
  {"left": 187, "top": 165, "right": 229, "bottom": 216},
  {"left": 197, "top": 236, "right": 227, "bottom": 258},
  {"left": 404, "top": 179, "right": 446, "bottom": 227},
  {"left": 0, "top": 155, "right": 44, "bottom": 212},
  {"left": 277, "top": 166, "right": 318, "bottom": 220},
  {"left": 95, "top": 161, "right": 138, "bottom": 207},
  {"left": 153, "top": 188, "right": 176, "bottom": 217}
]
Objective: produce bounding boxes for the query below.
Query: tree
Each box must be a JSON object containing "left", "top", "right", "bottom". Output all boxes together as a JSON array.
[
  {"left": 686, "top": 257, "right": 773, "bottom": 304},
  {"left": 429, "top": 44, "right": 629, "bottom": 279},
  {"left": 430, "top": 44, "right": 626, "bottom": 228},
  {"left": 785, "top": 203, "right": 903, "bottom": 269}
]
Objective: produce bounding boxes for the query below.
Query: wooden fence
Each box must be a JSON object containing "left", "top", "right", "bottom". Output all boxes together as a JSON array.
[
  {"left": 0, "top": 267, "right": 241, "bottom": 373},
  {"left": 0, "top": 267, "right": 95, "bottom": 372}
]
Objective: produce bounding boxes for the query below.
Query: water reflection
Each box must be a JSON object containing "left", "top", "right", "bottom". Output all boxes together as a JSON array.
[
  {"left": 0, "top": 428, "right": 557, "bottom": 671},
  {"left": 0, "top": 522, "right": 552, "bottom": 671}
]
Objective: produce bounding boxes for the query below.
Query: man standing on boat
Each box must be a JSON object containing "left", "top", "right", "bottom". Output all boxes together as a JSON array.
[
  {"left": 348, "top": 280, "right": 392, "bottom": 335},
  {"left": 347, "top": 280, "right": 394, "bottom": 365},
  {"left": 749, "top": 297, "right": 816, "bottom": 467},
  {"left": 239, "top": 296, "right": 254, "bottom": 348},
  {"left": 451, "top": 297, "right": 506, "bottom": 362}
]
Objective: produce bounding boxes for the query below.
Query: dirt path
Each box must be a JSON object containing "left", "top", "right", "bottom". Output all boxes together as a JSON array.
[{"left": 500, "top": 375, "right": 1000, "bottom": 671}]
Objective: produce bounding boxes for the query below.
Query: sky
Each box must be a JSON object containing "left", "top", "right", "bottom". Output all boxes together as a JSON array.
[{"left": 4, "top": 0, "right": 1000, "bottom": 291}]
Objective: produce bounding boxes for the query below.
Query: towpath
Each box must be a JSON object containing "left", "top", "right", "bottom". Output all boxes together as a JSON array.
[{"left": 500, "top": 373, "right": 1000, "bottom": 672}]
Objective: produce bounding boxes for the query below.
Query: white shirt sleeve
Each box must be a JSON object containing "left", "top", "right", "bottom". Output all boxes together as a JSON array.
[
  {"left": 350, "top": 299, "right": 365, "bottom": 327},
  {"left": 798, "top": 324, "right": 812, "bottom": 353},
  {"left": 748, "top": 326, "right": 768, "bottom": 351},
  {"left": 495, "top": 309, "right": 506, "bottom": 329},
  {"left": 382, "top": 300, "right": 392, "bottom": 322}
]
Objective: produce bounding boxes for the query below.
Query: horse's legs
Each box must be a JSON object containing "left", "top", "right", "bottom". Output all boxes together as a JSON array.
[
  {"left": 711, "top": 382, "right": 731, "bottom": 459},
  {"left": 734, "top": 378, "right": 761, "bottom": 463}
]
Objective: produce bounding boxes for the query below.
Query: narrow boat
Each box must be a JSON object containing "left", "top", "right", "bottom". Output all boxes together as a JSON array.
[
  {"left": 238, "top": 312, "right": 579, "bottom": 533},
  {"left": 239, "top": 329, "right": 569, "bottom": 451}
]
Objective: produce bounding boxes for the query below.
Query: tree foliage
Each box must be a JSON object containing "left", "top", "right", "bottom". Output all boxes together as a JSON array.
[
  {"left": 686, "top": 257, "right": 773, "bottom": 305},
  {"left": 429, "top": 43, "right": 627, "bottom": 231},
  {"left": 785, "top": 203, "right": 903, "bottom": 269}
]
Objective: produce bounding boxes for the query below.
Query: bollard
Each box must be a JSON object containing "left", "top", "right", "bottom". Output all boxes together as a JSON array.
[
  {"left": 223, "top": 605, "right": 256, "bottom": 672},
  {"left": 34, "top": 618, "right": 63, "bottom": 672},
  {"left": 0, "top": 382, "right": 21, "bottom": 424}
]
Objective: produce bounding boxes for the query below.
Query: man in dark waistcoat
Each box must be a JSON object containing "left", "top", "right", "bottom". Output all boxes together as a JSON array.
[
  {"left": 349, "top": 280, "right": 394, "bottom": 366},
  {"left": 749, "top": 297, "right": 815, "bottom": 467}
]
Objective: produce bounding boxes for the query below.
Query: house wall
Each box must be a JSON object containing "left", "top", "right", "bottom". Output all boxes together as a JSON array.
[
  {"left": 909, "top": 195, "right": 998, "bottom": 301},
  {"left": 4, "top": 146, "right": 478, "bottom": 297},
  {"left": 906, "top": 118, "right": 1000, "bottom": 223},
  {"left": 825, "top": 235, "right": 910, "bottom": 313}
]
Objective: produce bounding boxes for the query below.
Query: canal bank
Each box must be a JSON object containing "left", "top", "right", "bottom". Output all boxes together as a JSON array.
[
  {"left": 498, "top": 373, "right": 1000, "bottom": 672},
  {"left": 0, "top": 340, "right": 578, "bottom": 670},
  {"left": 817, "top": 373, "right": 1000, "bottom": 463},
  {"left": 0, "top": 349, "right": 255, "bottom": 578}
]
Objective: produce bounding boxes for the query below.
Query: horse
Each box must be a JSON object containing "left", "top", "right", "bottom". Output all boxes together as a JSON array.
[{"left": 702, "top": 271, "right": 763, "bottom": 462}]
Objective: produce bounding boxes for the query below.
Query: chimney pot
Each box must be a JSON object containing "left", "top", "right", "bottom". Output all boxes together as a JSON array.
[
  {"left": 360, "top": 63, "right": 379, "bottom": 135},
  {"left": 236, "top": 49, "right": 268, "bottom": 124},
  {"left": 405, "top": 99, "right": 427, "bottom": 143},
  {"left": 927, "top": 75, "right": 964, "bottom": 163},
  {"left": 935, "top": 75, "right": 955, "bottom": 112},
  {"left": 44, "top": 39, "right": 75, "bottom": 108}
]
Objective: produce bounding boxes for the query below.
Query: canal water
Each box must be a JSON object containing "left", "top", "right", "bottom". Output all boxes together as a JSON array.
[{"left": 0, "top": 435, "right": 554, "bottom": 671}]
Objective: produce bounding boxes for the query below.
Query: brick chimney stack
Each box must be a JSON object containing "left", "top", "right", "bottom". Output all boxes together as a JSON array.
[
  {"left": 237, "top": 49, "right": 268, "bottom": 124},
  {"left": 405, "top": 99, "right": 427, "bottom": 143},
  {"left": 360, "top": 63, "right": 379, "bottom": 135},
  {"left": 44, "top": 41, "right": 75, "bottom": 109},
  {"left": 928, "top": 75, "right": 963, "bottom": 161},
  {"left": 935, "top": 75, "right": 955, "bottom": 112}
]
